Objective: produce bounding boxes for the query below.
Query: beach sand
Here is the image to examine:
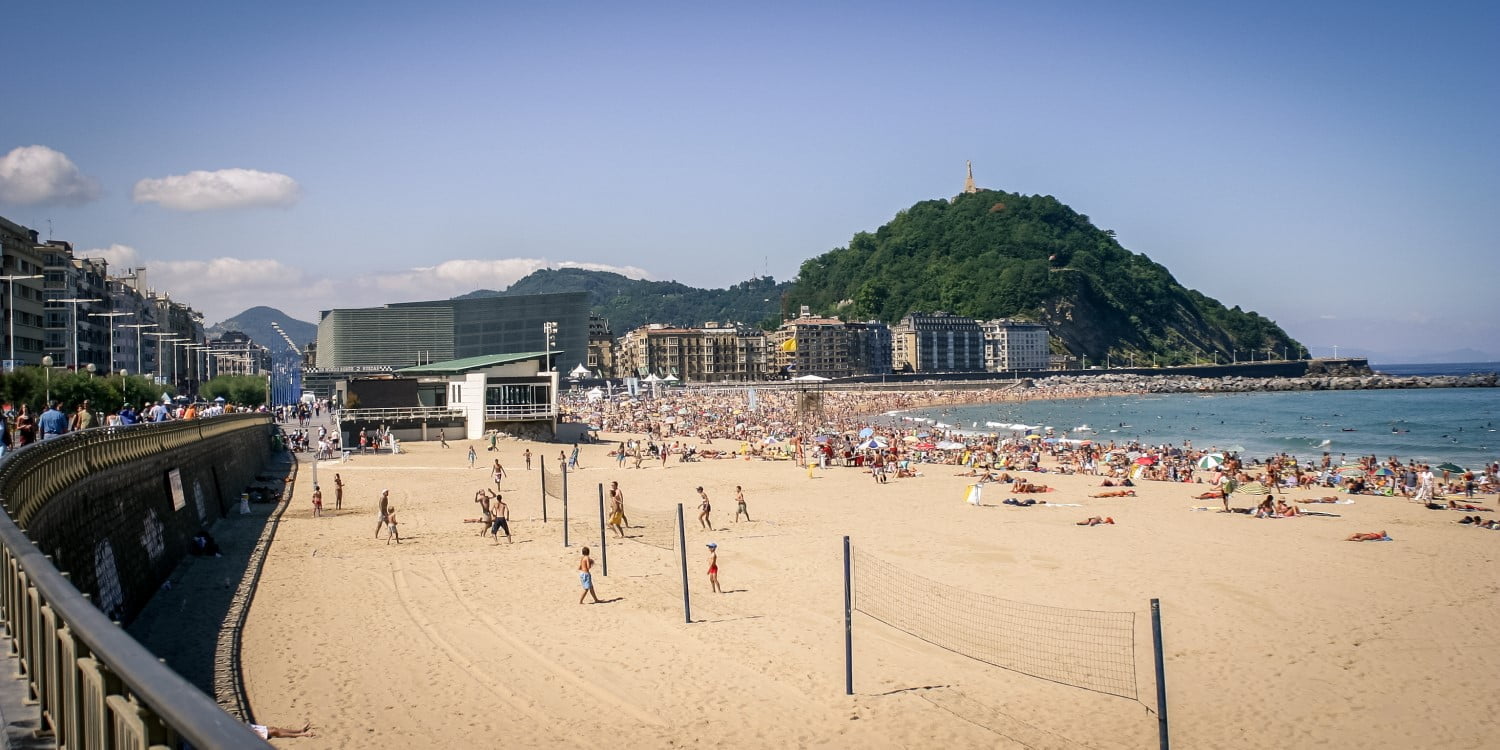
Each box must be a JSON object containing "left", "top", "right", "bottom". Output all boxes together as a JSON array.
[{"left": 240, "top": 435, "right": 1500, "bottom": 748}]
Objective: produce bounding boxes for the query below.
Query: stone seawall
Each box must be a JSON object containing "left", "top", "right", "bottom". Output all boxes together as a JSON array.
[
  {"left": 18, "top": 419, "right": 273, "bottom": 623},
  {"left": 1032, "top": 372, "right": 1498, "bottom": 395}
]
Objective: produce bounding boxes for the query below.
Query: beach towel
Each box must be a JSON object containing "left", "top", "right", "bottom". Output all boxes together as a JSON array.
[{"left": 1298, "top": 511, "right": 1341, "bottom": 517}]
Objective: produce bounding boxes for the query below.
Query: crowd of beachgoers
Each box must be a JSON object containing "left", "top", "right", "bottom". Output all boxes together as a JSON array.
[{"left": 558, "top": 383, "right": 1500, "bottom": 522}]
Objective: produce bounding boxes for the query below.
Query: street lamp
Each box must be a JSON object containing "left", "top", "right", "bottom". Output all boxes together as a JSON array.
[
  {"left": 86, "top": 362, "right": 95, "bottom": 378},
  {"left": 543, "top": 321, "right": 558, "bottom": 372},
  {"left": 88, "top": 311, "right": 130, "bottom": 375},
  {"left": 41, "top": 354, "right": 52, "bottom": 403},
  {"left": 0, "top": 273, "right": 42, "bottom": 368},
  {"left": 145, "top": 333, "right": 182, "bottom": 384},
  {"left": 122, "top": 323, "right": 156, "bottom": 376},
  {"left": 52, "top": 297, "right": 100, "bottom": 372}
]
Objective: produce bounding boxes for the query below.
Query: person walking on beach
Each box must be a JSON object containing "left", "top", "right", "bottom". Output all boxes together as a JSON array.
[
  {"left": 524, "top": 448, "right": 532, "bottom": 470},
  {"left": 607, "top": 481, "right": 626, "bottom": 537},
  {"left": 385, "top": 506, "right": 401, "bottom": 544},
  {"left": 578, "top": 547, "right": 600, "bottom": 604},
  {"left": 490, "top": 493, "right": 511, "bottom": 544},
  {"left": 696, "top": 486, "right": 714, "bottom": 531},
  {"left": 733, "top": 485, "right": 750, "bottom": 522},
  {"left": 492, "top": 458, "right": 506, "bottom": 490},
  {"left": 375, "top": 490, "right": 390, "bottom": 539},
  {"left": 438, "top": 429, "right": 449, "bottom": 448},
  {"left": 569, "top": 442, "right": 581, "bottom": 469},
  {"left": 333, "top": 473, "right": 344, "bottom": 510},
  {"left": 311, "top": 485, "right": 323, "bottom": 518},
  {"left": 468, "top": 445, "right": 477, "bottom": 469},
  {"left": 610, "top": 480, "right": 630, "bottom": 528},
  {"left": 616, "top": 441, "right": 628, "bottom": 468},
  {"left": 706, "top": 542, "right": 722, "bottom": 593}
]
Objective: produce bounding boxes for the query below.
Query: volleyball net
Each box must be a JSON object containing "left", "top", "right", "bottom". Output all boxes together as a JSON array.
[
  {"left": 847, "top": 543, "right": 1140, "bottom": 700},
  {"left": 619, "top": 505, "right": 678, "bottom": 551}
]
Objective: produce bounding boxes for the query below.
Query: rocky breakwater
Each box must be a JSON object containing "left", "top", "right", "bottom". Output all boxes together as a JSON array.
[{"left": 1034, "top": 372, "right": 1499, "bottom": 395}]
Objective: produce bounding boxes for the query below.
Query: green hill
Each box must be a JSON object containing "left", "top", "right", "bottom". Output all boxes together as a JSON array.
[
  {"left": 787, "top": 190, "right": 1305, "bottom": 364},
  {"left": 464, "top": 268, "right": 794, "bottom": 334}
]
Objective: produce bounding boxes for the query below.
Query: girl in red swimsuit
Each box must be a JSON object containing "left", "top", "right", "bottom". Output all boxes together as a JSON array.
[{"left": 706, "top": 543, "right": 721, "bottom": 593}]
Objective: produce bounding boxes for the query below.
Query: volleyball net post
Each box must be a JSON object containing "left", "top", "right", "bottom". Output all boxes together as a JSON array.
[
  {"left": 562, "top": 462, "right": 570, "bottom": 547},
  {"left": 597, "top": 483, "right": 608, "bottom": 577},
  {"left": 1152, "top": 598, "right": 1169, "bottom": 750},
  {"left": 843, "top": 535, "right": 853, "bottom": 696},
  {"left": 676, "top": 503, "right": 691, "bottom": 624}
]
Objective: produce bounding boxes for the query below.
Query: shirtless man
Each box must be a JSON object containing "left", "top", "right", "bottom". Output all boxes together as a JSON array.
[
  {"left": 706, "top": 542, "right": 722, "bottom": 593},
  {"left": 733, "top": 485, "right": 750, "bottom": 522},
  {"left": 1345, "top": 530, "right": 1389, "bottom": 541},
  {"left": 492, "top": 459, "right": 506, "bottom": 490},
  {"left": 374, "top": 490, "right": 390, "bottom": 538},
  {"left": 468, "top": 490, "right": 493, "bottom": 535},
  {"left": 1076, "top": 516, "right": 1115, "bottom": 526},
  {"left": 333, "top": 473, "right": 344, "bottom": 510},
  {"left": 1090, "top": 490, "right": 1136, "bottom": 498},
  {"left": 311, "top": 485, "right": 323, "bottom": 517},
  {"left": 490, "top": 493, "right": 511, "bottom": 544},
  {"left": 696, "top": 486, "right": 713, "bottom": 530},
  {"left": 524, "top": 448, "right": 532, "bottom": 470},
  {"left": 578, "top": 547, "right": 600, "bottom": 603}
]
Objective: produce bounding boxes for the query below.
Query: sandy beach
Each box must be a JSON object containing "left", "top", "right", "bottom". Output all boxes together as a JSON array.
[{"left": 240, "top": 432, "right": 1500, "bottom": 749}]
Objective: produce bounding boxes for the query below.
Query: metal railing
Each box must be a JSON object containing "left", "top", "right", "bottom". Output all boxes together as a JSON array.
[
  {"left": 483, "top": 403, "right": 554, "bottom": 420},
  {"left": 336, "top": 406, "right": 463, "bottom": 422},
  {"left": 0, "top": 413, "right": 274, "bottom": 748}
]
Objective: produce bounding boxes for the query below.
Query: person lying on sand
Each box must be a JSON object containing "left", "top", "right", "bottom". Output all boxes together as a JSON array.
[
  {"left": 1003, "top": 498, "right": 1041, "bottom": 507},
  {"left": 1076, "top": 516, "right": 1115, "bottom": 526},
  {"left": 1345, "top": 531, "right": 1390, "bottom": 541},
  {"left": 1274, "top": 499, "right": 1300, "bottom": 517},
  {"left": 1448, "top": 499, "right": 1494, "bottom": 512},
  {"left": 1014, "top": 481, "right": 1050, "bottom": 493},
  {"left": 250, "top": 722, "right": 314, "bottom": 739},
  {"left": 1299, "top": 496, "right": 1341, "bottom": 503},
  {"left": 1192, "top": 490, "right": 1223, "bottom": 500},
  {"left": 1099, "top": 478, "right": 1133, "bottom": 487},
  {"left": 1091, "top": 490, "right": 1136, "bottom": 498},
  {"left": 1459, "top": 516, "right": 1500, "bottom": 529}
]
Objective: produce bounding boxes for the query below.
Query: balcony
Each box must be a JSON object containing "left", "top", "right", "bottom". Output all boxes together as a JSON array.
[{"left": 484, "top": 403, "right": 555, "bottom": 420}]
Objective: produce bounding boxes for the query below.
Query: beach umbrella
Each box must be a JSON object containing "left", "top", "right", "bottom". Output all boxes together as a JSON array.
[
  {"left": 936, "top": 440, "right": 966, "bottom": 450},
  {"left": 902, "top": 435, "right": 918, "bottom": 443},
  {"left": 914, "top": 442, "right": 937, "bottom": 451},
  {"left": 1234, "top": 482, "right": 1271, "bottom": 495},
  {"left": 1041, "top": 437, "right": 1059, "bottom": 444},
  {"left": 1026, "top": 434, "right": 1043, "bottom": 441},
  {"left": 860, "top": 438, "right": 887, "bottom": 449},
  {"left": 1372, "top": 467, "right": 1395, "bottom": 477},
  {"left": 1336, "top": 466, "right": 1365, "bottom": 477},
  {"left": 858, "top": 427, "right": 874, "bottom": 438},
  {"left": 1196, "top": 453, "right": 1225, "bottom": 470},
  {"left": 1436, "top": 462, "right": 1465, "bottom": 473},
  {"left": 1135, "top": 455, "right": 1158, "bottom": 466}
]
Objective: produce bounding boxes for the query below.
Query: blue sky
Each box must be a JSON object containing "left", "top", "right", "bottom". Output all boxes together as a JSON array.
[{"left": 1, "top": 1, "right": 1495, "bottom": 361}]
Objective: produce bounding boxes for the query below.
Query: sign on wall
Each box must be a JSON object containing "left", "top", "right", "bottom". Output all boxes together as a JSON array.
[{"left": 167, "top": 468, "right": 187, "bottom": 511}]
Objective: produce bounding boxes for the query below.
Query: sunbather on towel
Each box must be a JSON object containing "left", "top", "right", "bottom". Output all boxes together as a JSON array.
[
  {"left": 1076, "top": 516, "right": 1115, "bottom": 526},
  {"left": 1299, "top": 496, "right": 1341, "bottom": 503},
  {"left": 1345, "top": 530, "right": 1390, "bottom": 541},
  {"left": 1091, "top": 490, "right": 1136, "bottom": 498},
  {"left": 1448, "top": 500, "right": 1494, "bottom": 512},
  {"left": 1193, "top": 490, "right": 1223, "bottom": 500}
]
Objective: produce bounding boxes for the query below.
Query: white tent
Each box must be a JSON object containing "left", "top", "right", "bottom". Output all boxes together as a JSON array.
[
  {"left": 791, "top": 374, "right": 831, "bottom": 382},
  {"left": 569, "top": 363, "right": 591, "bottom": 379},
  {"left": 585, "top": 387, "right": 604, "bottom": 402},
  {"left": 643, "top": 374, "right": 661, "bottom": 382},
  {"left": 663, "top": 374, "right": 679, "bottom": 382}
]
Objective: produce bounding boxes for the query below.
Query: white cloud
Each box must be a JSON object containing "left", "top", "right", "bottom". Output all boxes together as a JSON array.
[
  {"left": 132, "top": 168, "right": 300, "bottom": 211},
  {"left": 86, "top": 244, "right": 143, "bottom": 270},
  {"left": 0, "top": 145, "right": 101, "bottom": 205}
]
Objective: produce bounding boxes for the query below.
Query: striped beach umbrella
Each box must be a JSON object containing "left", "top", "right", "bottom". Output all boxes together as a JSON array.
[
  {"left": 1336, "top": 466, "right": 1366, "bottom": 477},
  {"left": 1234, "top": 482, "right": 1272, "bottom": 495},
  {"left": 1372, "top": 467, "right": 1395, "bottom": 477},
  {"left": 1196, "top": 453, "right": 1225, "bottom": 470}
]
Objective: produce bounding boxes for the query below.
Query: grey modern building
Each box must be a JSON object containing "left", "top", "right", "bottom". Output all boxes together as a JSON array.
[{"left": 315, "top": 292, "right": 589, "bottom": 372}]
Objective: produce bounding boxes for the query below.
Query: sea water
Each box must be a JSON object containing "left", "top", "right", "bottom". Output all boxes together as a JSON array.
[{"left": 904, "top": 378, "right": 1500, "bottom": 469}]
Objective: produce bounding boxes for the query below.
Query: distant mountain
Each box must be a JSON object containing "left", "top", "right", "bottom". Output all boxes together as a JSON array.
[
  {"left": 461, "top": 268, "right": 794, "bottom": 334},
  {"left": 207, "top": 306, "right": 316, "bottom": 355}
]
